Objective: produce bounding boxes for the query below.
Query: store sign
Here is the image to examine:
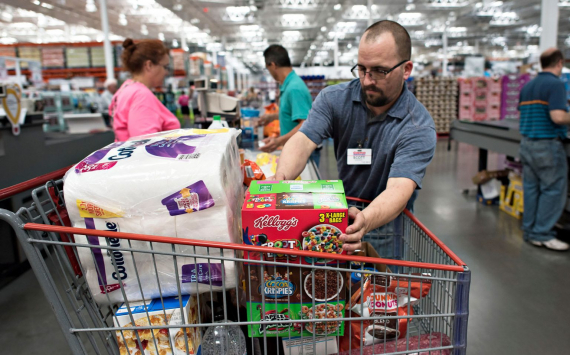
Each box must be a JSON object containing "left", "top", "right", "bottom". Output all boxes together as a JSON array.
[
  {"left": 28, "top": 62, "right": 43, "bottom": 87},
  {"left": 2, "top": 83, "right": 23, "bottom": 135}
]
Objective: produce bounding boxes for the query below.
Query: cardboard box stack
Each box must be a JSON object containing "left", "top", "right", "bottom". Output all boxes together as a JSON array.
[
  {"left": 458, "top": 77, "right": 502, "bottom": 122},
  {"left": 500, "top": 74, "right": 531, "bottom": 120},
  {"left": 415, "top": 76, "right": 458, "bottom": 133}
]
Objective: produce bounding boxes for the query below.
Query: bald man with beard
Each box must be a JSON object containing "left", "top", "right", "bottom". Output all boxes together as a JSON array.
[{"left": 272, "top": 20, "right": 436, "bottom": 257}]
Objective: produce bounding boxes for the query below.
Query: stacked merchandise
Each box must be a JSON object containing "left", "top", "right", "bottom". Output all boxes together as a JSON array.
[
  {"left": 64, "top": 128, "right": 244, "bottom": 305},
  {"left": 415, "top": 77, "right": 458, "bottom": 133},
  {"left": 41, "top": 47, "right": 65, "bottom": 68},
  {"left": 500, "top": 74, "right": 531, "bottom": 120},
  {"left": 458, "top": 77, "right": 502, "bottom": 122},
  {"left": 300, "top": 75, "right": 326, "bottom": 101}
]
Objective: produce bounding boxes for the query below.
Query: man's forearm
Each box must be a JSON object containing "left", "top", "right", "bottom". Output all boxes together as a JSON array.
[
  {"left": 277, "top": 121, "right": 303, "bottom": 146},
  {"left": 360, "top": 178, "right": 415, "bottom": 233},
  {"left": 275, "top": 132, "right": 316, "bottom": 180}
]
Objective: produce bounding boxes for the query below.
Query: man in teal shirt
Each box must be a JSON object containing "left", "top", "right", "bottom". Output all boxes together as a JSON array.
[{"left": 260, "top": 45, "right": 319, "bottom": 164}]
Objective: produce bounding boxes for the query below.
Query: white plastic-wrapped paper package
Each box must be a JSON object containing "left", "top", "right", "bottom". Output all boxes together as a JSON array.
[{"left": 63, "top": 128, "right": 244, "bottom": 304}]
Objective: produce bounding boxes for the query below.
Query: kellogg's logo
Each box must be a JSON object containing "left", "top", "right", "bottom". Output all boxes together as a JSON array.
[{"left": 254, "top": 215, "right": 298, "bottom": 231}]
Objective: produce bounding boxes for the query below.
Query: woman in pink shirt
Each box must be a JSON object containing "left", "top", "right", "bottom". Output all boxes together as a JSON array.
[{"left": 110, "top": 38, "right": 180, "bottom": 141}]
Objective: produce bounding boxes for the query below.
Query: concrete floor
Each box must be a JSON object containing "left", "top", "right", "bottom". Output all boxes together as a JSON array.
[{"left": 1, "top": 139, "right": 569, "bottom": 354}]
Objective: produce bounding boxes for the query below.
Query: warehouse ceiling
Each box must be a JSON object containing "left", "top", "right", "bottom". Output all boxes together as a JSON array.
[{"left": 0, "top": 0, "right": 569, "bottom": 67}]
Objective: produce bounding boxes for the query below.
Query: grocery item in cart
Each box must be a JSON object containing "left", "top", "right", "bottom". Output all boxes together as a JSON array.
[
  {"left": 242, "top": 180, "right": 348, "bottom": 265},
  {"left": 245, "top": 265, "right": 346, "bottom": 338},
  {"left": 64, "top": 128, "right": 244, "bottom": 304},
  {"left": 336, "top": 332, "right": 451, "bottom": 355},
  {"left": 339, "top": 273, "right": 432, "bottom": 352},
  {"left": 114, "top": 295, "right": 202, "bottom": 355}
]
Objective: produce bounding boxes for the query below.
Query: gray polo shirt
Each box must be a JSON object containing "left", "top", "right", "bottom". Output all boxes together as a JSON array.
[{"left": 299, "top": 79, "right": 436, "bottom": 201}]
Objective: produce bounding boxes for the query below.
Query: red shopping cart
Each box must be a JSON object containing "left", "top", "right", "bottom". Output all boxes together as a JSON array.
[{"left": 0, "top": 169, "right": 470, "bottom": 355}]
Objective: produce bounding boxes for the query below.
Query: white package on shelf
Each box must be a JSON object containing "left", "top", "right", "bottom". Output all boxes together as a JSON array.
[{"left": 63, "top": 128, "right": 244, "bottom": 304}]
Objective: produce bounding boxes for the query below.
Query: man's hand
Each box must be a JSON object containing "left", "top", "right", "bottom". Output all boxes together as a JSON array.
[
  {"left": 339, "top": 207, "right": 371, "bottom": 254},
  {"left": 256, "top": 113, "right": 279, "bottom": 127},
  {"left": 259, "top": 136, "right": 282, "bottom": 153},
  {"left": 265, "top": 171, "right": 287, "bottom": 181}
]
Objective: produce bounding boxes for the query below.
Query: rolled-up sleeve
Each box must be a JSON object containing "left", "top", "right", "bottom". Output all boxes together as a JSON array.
[
  {"left": 388, "top": 126, "right": 437, "bottom": 189},
  {"left": 299, "top": 91, "right": 334, "bottom": 145}
]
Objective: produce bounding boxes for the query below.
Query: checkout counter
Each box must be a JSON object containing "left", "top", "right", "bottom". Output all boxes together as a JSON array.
[
  {"left": 450, "top": 119, "right": 570, "bottom": 170},
  {"left": 449, "top": 119, "right": 570, "bottom": 212},
  {"left": 0, "top": 113, "right": 114, "bottom": 286}
]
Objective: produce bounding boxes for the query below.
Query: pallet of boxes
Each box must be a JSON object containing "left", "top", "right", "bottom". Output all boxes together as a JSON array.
[
  {"left": 458, "top": 77, "right": 502, "bottom": 122},
  {"left": 415, "top": 76, "right": 458, "bottom": 134}
]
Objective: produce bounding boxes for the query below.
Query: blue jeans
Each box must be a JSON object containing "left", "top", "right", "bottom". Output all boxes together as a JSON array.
[{"left": 519, "top": 137, "right": 568, "bottom": 242}]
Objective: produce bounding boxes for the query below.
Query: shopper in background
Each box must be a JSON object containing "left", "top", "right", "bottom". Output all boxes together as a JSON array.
[
  {"left": 178, "top": 89, "right": 191, "bottom": 126},
  {"left": 259, "top": 45, "right": 320, "bottom": 164},
  {"left": 518, "top": 48, "right": 570, "bottom": 251},
  {"left": 99, "top": 78, "right": 117, "bottom": 126},
  {"left": 191, "top": 85, "right": 200, "bottom": 118},
  {"left": 272, "top": 21, "right": 436, "bottom": 256},
  {"left": 110, "top": 38, "right": 180, "bottom": 141}
]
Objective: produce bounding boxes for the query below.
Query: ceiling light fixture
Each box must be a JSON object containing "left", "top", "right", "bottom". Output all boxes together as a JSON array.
[
  {"left": 41, "top": 2, "right": 54, "bottom": 9},
  {"left": 334, "top": 4, "right": 341, "bottom": 10},
  {"left": 427, "top": 0, "right": 469, "bottom": 7},
  {"left": 173, "top": 4, "right": 183, "bottom": 11},
  {"left": 172, "top": 39, "right": 179, "bottom": 47},
  {"left": 141, "top": 24, "right": 148, "bottom": 35},
  {"left": 85, "top": 0, "right": 97, "bottom": 13},
  {"left": 158, "top": 32, "right": 165, "bottom": 41},
  {"left": 119, "top": 13, "right": 128, "bottom": 26}
]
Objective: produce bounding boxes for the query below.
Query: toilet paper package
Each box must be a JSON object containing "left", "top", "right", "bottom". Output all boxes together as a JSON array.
[{"left": 64, "top": 129, "right": 244, "bottom": 304}]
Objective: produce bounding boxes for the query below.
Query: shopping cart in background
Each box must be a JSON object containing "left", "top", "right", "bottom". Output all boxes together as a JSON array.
[{"left": 0, "top": 169, "right": 470, "bottom": 355}]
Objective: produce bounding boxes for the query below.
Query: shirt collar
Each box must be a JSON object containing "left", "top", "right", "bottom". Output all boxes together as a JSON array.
[
  {"left": 280, "top": 71, "right": 296, "bottom": 92},
  {"left": 539, "top": 72, "right": 559, "bottom": 79},
  {"left": 352, "top": 80, "right": 410, "bottom": 120}
]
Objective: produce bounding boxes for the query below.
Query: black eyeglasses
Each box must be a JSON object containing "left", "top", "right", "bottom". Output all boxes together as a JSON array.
[{"left": 351, "top": 60, "right": 409, "bottom": 81}]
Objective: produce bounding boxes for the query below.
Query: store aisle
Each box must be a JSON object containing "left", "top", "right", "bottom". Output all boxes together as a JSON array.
[{"left": 415, "top": 140, "right": 570, "bottom": 355}]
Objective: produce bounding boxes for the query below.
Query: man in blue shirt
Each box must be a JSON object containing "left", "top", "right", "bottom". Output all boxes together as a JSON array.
[
  {"left": 519, "top": 48, "right": 570, "bottom": 251},
  {"left": 273, "top": 21, "right": 436, "bottom": 256},
  {"left": 259, "top": 45, "right": 320, "bottom": 164}
]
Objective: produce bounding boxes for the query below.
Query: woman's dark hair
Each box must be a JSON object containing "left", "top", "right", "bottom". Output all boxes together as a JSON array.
[{"left": 121, "top": 38, "right": 169, "bottom": 74}]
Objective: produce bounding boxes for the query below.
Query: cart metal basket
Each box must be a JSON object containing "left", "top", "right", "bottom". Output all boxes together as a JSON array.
[{"left": 0, "top": 170, "right": 470, "bottom": 355}]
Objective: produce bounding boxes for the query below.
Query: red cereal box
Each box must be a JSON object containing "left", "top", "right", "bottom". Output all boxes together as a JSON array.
[{"left": 242, "top": 180, "right": 349, "bottom": 265}]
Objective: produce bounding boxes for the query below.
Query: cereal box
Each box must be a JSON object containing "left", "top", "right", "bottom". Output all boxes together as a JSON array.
[
  {"left": 242, "top": 180, "right": 349, "bottom": 338},
  {"left": 114, "top": 295, "right": 201, "bottom": 355},
  {"left": 242, "top": 180, "right": 349, "bottom": 265}
]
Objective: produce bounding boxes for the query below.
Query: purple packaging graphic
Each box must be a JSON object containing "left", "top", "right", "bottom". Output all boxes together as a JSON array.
[
  {"left": 161, "top": 180, "right": 215, "bottom": 216},
  {"left": 181, "top": 263, "right": 224, "bottom": 286},
  {"left": 145, "top": 135, "right": 205, "bottom": 158},
  {"left": 75, "top": 142, "right": 125, "bottom": 174}
]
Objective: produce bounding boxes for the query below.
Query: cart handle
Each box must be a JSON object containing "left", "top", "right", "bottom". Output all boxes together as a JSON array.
[
  {"left": 346, "top": 196, "right": 467, "bottom": 267},
  {"left": 23, "top": 223, "right": 465, "bottom": 272},
  {"left": 0, "top": 165, "right": 72, "bottom": 201}
]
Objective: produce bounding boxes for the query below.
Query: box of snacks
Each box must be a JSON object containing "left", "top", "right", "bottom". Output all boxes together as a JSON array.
[
  {"left": 241, "top": 180, "right": 349, "bottom": 265},
  {"left": 242, "top": 180, "right": 349, "bottom": 337}
]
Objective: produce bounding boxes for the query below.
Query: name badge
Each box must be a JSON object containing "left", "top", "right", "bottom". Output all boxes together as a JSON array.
[{"left": 347, "top": 149, "right": 372, "bottom": 165}]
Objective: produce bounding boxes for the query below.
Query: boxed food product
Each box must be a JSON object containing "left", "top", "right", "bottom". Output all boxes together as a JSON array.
[
  {"left": 114, "top": 295, "right": 201, "bottom": 355},
  {"left": 242, "top": 180, "right": 349, "bottom": 264},
  {"left": 242, "top": 180, "right": 349, "bottom": 338},
  {"left": 245, "top": 265, "right": 346, "bottom": 338}
]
